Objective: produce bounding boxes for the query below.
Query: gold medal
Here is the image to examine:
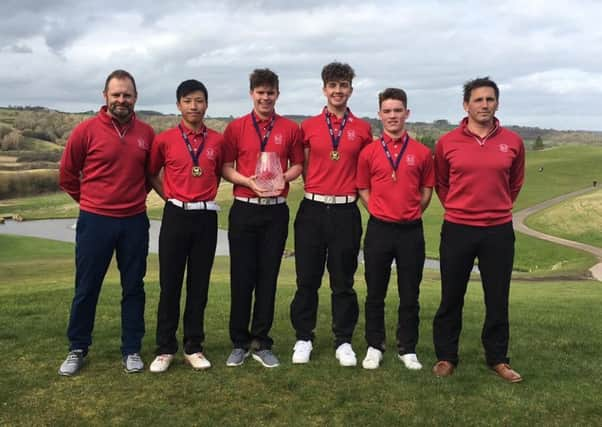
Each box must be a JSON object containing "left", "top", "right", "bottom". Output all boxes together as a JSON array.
[
  {"left": 391, "top": 171, "right": 397, "bottom": 182},
  {"left": 330, "top": 150, "right": 340, "bottom": 161},
  {"left": 192, "top": 166, "right": 203, "bottom": 177}
]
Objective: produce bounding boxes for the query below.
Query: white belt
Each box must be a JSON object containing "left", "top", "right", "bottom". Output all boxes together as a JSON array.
[
  {"left": 168, "top": 199, "right": 220, "bottom": 211},
  {"left": 235, "top": 196, "right": 286, "bottom": 205},
  {"left": 304, "top": 192, "right": 357, "bottom": 204}
]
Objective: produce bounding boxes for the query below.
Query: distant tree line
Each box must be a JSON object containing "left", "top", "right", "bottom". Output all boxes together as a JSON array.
[
  {"left": 4, "top": 105, "right": 49, "bottom": 111},
  {"left": 0, "top": 107, "right": 600, "bottom": 155}
]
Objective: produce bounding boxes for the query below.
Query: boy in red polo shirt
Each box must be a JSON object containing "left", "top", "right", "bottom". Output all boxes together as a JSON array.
[
  {"left": 356, "top": 88, "right": 434, "bottom": 370},
  {"left": 147, "top": 79, "right": 223, "bottom": 373},
  {"left": 222, "top": 69, "right": 304, "bottom": 368},
  {"left": 290, "top": 62, "right": 372, "bottom": 366}
]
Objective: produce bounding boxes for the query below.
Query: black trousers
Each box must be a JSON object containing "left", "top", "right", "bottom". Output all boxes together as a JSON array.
[
  {"left": 433, "top": 220, "right": 515, "bottom": 366},
  {"left": 155, "top": 203, "right": 217, "bottom": 355},
  {"left": 364, "top": 216, "right": 425, "bottom": 354},
  {"left": 290, "top": 199, "right": 362, "bottom": 348},
  {"left": 228, "top": 200, "right": 289, "bottom": 350}
]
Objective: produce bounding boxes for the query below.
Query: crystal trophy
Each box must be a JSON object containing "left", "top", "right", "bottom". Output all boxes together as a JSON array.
[{"left": 255, "top": 151, "right": 285, "bottom": 197}]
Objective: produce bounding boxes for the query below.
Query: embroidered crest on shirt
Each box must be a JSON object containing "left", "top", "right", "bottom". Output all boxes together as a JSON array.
[
  {"left": 499, "top": 144, "right": 509, "bottom": 153},
  {"left": 346, "top": 129, "right": 356, "bottom": 141},
  {"left": 137, "top": 138, "right": 148, "bottom": 150},
  {"left": 274, "top": 134, "right": 283, "bottom": 145},
  {"left": 406, "top": 154, "right": 416, "bottom": 166},
  {"left": 206, "top": 147, "right": 216, "bottom": 160}
]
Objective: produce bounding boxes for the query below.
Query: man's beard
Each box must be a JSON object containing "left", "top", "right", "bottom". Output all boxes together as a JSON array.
[{"left": 108, "top": 102, "right": 133, "bottom": 122}]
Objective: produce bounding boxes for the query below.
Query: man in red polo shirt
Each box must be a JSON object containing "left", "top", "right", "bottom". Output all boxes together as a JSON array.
[
  {"left": 222, "top": 68, "right": 303, "bottom": 368},
  {"left": 432, "top": 77, "right": 525, "bottom": 383},
  {"left": 58, "top": 70, "right": 155, "bottom": 376},
  {"left": 147, "top": 79, "right": 223, "bottom": 373},
  {"left": 356, "top": 88, "right": 434, "bottom": 370},
  {"left": 290, "top": 62, "right": 372, "bottom": 366}
]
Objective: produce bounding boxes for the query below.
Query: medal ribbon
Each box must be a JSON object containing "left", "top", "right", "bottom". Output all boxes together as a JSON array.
[
  {"left": 251, "top": 112, "right": 276, "bottom": 152},
  {"left": 324, "top": 107, "right": 349, "bottom": 153},
  {"left": 380, "top": 133, "right": 409, "bottom": 177},
  {"left": 179, "top": 124, "right": 207, "bottom": 167}
]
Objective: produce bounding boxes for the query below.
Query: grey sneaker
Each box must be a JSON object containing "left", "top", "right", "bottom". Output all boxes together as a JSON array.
[
  {"left": 226, "top": 348, "right": 249, "bottom": 367},
  {"left": 252, "top": 349, "right": 280, "bottom": 368},
  {"left": 58, "top": 350, "right": 85, "bottom": 376},
  {"left": 123, "top": 353, "right": 144, "bottom": 373}
]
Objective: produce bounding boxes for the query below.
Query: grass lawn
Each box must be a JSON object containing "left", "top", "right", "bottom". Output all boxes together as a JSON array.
[
  {"left": 512, "top": 144, "right": 601, "bottom": 209},
  {"left": 526, "top": 189, "right": 602, "bottom": 249},
  {"left": 1, "top": 234, "right": 602, "bottom": 426},
  {"left": 0, "top": 192, "right": 79, "bottom": 219}
]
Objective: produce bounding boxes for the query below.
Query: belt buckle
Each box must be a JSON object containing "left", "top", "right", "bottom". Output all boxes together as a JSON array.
[
  {"left": 324, "top": 195, "right": 335, "bottom": 204},
  {"left": 187, "top": 202, "right": 203, "bottom": 210},
  {"left": 259, "top": 198, "right": 270, "bottom": 205}
]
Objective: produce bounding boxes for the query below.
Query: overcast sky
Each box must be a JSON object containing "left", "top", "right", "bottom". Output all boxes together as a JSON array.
[{"left": 1, "top": 0, "right": 601, "bottom": 130}]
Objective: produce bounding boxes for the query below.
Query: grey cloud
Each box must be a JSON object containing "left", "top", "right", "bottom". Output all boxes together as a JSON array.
[
  {"left": 0, "top": 1, "right": 601, "bottom": 129},
  {"left": 0, "top": 11, "right": 40, "bottom": 48},
  {"left": 5, "top": 44, "right": 33, "bottom": 53}
]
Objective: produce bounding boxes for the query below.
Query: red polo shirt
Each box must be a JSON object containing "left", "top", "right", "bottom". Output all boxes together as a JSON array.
[
  {"left": 59, "top": 106, "right": 155, "bottom": 217},
  {"left": 434, "top": 117, "right": 525, "bottom": 226},
  {"left": 302, "top": 108, "right": 372, "bottom": 196},
  {"left": 148, "top": 122, "right": 223, "bottom": 202},
  {"left": 357, "top": 132, "right": 434, "bottom": 222},
  {"left": 222, "top": 112, "right": 304, "bottom": 198}
]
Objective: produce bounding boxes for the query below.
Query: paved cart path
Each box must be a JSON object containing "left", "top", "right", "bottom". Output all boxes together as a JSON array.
[
  {"left": 512, "top": 187, "right": 602, "bottom": 280},
  {"left": 0, "top": 218, "right": 443, "bottom": 270},
  {"left": 0, "top": 218, "right": 230, "bottom": 256}
]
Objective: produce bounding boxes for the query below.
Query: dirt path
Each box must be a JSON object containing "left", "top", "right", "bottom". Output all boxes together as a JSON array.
[{"left": 513, "top": 187, "right": 602, "bottom": 281}]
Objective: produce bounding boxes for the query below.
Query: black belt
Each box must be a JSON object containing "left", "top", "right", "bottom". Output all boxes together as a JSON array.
[{"left": 369, "top": 215, "right": 422, "bottom": 228}]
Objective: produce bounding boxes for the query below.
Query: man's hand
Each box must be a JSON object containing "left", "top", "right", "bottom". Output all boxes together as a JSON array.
[
  {"left": 247, "top": 175, "right": 270, "bottom": 197},
  {"left": 273, "top": 174, "right": 286, "bottom": 191}
]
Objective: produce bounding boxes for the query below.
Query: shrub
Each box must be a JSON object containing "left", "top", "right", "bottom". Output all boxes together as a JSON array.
[
  {"left": 22, "top": 130, "right": 55, "bottom": 142},
  {"left": 1, "top": 131, "right": 24, "bottom": 150},
  {"left": 16, "top": 151, "right": 63, "bottom": 162},
  {"left": 533, "top": 136, "right": 545, "bottom": 150},
  {"left": 0, "top": 125, "right": 12, "bottom": 139},
  {"left": 0, "top": 170, "right": 60, "bottom": 198},
  {"left": 0, "top": 162, "right": 58, "bottom": 171},
  {"left": 416, "top": 134, "right": 437, "bottom": 150}
]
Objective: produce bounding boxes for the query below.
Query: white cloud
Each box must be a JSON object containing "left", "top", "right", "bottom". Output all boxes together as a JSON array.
[{"left": 505, "top": 69, "right": 602, "bottom": 95}]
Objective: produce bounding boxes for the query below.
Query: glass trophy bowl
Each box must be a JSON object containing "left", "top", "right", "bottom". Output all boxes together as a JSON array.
[{"left": 255, "top": 151, "right": 284, "bottom": 197}]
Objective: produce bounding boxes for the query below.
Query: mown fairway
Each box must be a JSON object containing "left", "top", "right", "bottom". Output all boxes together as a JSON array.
[
  {"left": 1, "top": 235, "right": 601, "bottom": 426},
  {"left": 527, "top": 188, "right": 602, "bottom": 249}
]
